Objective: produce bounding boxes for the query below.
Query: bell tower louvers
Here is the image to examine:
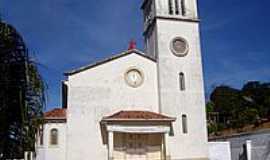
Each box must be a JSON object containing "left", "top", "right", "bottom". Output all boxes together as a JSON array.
[{"left": 142, "top": 0, "right": 209, "bottom": 159}]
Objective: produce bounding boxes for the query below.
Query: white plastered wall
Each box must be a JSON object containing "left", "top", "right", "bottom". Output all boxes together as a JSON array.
[
  {"left": 155, "top": 18, "right": 209, "bottom": 159},
  {"left": 209, "top": 142, "right": 232, "bottom": 160},
  {"left": 66, "top": 53, "right": 159, "bottom": 160},
  {"left": 35, "top": 122, "right": 66, "bottom": 160}
]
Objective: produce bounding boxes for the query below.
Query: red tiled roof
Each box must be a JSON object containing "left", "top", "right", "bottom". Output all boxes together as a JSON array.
[
  {"left": 44, "top": 108, "right": 66, "bottom": 119},
  {"left": 102, "top": 110, "right": 175, "bottom": 121}
]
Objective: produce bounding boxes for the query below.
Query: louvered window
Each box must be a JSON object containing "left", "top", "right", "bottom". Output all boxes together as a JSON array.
[
  {"left": 168, "top": 0, "right": 174, "bottom": 15},
  {"left": 181, "top": 0, "right": 186, "bottom": 16},
  {"left": 175, "top": 0, "right": 180, "bottom": 15}
]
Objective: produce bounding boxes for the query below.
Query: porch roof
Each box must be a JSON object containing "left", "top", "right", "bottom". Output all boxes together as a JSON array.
[
  {"left": 102, "top": 110, "right": 176, "bottom": 122},
  {"left": 44, "top": 108, "right": 66, "bottom": 120}
]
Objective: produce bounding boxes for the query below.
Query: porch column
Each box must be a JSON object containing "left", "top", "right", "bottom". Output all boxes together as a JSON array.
[
  {"left": 24, "top": 152, "right": 28, "bottom": 160},
  {"left": 31, "top": 152, "right": 33, "bottom": 160},
  {"left": 165, "top": 132, "right": 171, "bottom": 160},
  {"left": 108, "top": 131, "right": 114, "bottom": 160}
]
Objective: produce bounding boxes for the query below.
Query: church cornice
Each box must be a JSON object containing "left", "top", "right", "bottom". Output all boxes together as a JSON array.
[
  {"left": 143, "top": 16, "right": 200, "bottom": 36},
  {"left": 156, "top": 15, "right": 200, "bottom": 23}
]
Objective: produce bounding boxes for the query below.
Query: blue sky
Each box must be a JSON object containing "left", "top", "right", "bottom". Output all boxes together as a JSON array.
[{"left": 1, "top": 0, "right": 270, "bottom": 110}]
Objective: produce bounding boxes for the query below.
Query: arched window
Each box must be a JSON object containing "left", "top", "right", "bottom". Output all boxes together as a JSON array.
[
  {"left": 181, "top": 0, "right": 186, "bottom": 16},
  {"left": 50, "top": 129, "right": 58, "bottom": 145},
  {"left": 182, "top": 114, "right": 188, "bottom": 134},
  {"left": 179, "top": 72, "right": 185, "bottom": 91}
]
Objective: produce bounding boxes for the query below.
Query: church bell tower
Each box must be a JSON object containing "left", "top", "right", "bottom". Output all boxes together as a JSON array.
[{"left": 141, "top": 0, "right": 209, "bottom": 159}]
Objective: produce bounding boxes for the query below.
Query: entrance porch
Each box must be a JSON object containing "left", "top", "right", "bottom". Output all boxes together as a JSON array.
[{"left": 100, "top": 111, "right": 176, "bottom": 160}]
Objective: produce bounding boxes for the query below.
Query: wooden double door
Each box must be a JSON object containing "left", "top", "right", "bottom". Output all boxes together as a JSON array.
[{"left": 113, "top": 133, "right": 163, "bottom": 160}]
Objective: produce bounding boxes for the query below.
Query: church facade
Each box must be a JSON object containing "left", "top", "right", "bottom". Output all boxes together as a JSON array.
[{"left": 35, "top": 0, "right": 214, "bottom": 160}]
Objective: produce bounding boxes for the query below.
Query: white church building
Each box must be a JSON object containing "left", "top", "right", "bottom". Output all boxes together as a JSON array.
[{"left": 34, "top": 0, "right": 231, "bottom": 160}]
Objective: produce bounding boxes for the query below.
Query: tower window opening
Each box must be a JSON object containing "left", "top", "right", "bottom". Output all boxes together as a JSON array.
[
  {"left": 179, "top": 72, "right": 185, "bottom": 91},
  {"left": 168, "top": 0, "right": 174, "bottom": 15},
  {"left": 182, "top": 114, "right": 188, "bottom": 134},
  {"left": 175, "top": 0, "right": 180, "bottom": 15},
  {"left": 181, "top": 0, "right": 186, "bottom": 16}
]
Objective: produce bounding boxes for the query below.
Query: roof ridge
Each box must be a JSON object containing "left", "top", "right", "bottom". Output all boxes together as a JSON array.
[{"left": 64, "top": 49, "right": 156, "bottom": 76}]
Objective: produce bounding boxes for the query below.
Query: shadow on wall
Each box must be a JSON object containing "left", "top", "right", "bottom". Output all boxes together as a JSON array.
[{"left": 239, "top": 144, "right": 247, "bottom": 160}]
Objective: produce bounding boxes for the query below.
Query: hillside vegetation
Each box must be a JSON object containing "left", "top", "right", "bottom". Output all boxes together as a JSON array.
[{"left": 207, "top": 81, "right": 270, "bottom": 136}]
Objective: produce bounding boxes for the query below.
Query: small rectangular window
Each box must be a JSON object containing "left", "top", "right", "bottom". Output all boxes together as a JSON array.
[
  {"left": 179, "top": 72, "right": 185, "bottom": 91},
  {"left": 182, "top": 114, "right": 188, "bottom": 134}
]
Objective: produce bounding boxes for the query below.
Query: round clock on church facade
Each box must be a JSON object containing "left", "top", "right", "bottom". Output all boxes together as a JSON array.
[
  {"left": 170, "top": 37, "right": 189, "bottom": 57},
  {"left": 125, "top": 68, "right": 144, "bottom": 88}
]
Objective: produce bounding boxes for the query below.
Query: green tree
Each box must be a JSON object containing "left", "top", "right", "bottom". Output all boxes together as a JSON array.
[
  {"left": 208, "top": 81, "right": 270, "bottom": 133},
  {"left": 206, "top": 101, "right": 214, "bottom": 113},
  {"left": 0, "top": 20, "right": 46, "bottom": 158},
  {"left": 210, "top": 85, "right": 241, "bottom": 127},
  {"left": 242, "top": 81, "right": 270, "bottom": 118}
]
